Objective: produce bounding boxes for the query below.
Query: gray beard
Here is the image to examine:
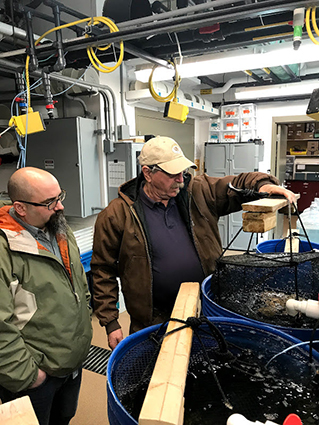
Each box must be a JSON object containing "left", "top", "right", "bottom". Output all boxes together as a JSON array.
[{"left": 46, "top": 211, "right": 68, "bottom": 238}]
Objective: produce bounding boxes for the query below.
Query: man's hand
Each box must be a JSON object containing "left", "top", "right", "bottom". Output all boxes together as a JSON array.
[
  {"left": 108, "top": 328, "right": 123, "bottom": 350},
  {"left": 29, "top": 369, "right": 47, "bottom": 388},
  {"left": 259, "top": 184, "right": 297, "bottom": 204}
]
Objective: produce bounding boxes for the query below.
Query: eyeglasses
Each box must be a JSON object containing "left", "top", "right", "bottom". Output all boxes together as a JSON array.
[
  {"left": 149, "top": 165, "right": 189, "bottom": 179},
  {"left": 17, "top": 189, "right": 66, "bottom": 210}
]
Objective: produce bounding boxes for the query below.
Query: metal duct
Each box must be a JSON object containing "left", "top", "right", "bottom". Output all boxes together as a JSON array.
[
  {"left": 207, "top": 78, "right": 251, "bottom": 94},
  {"left": 103, "top": 0, "right": 152, "bottom": 23}
]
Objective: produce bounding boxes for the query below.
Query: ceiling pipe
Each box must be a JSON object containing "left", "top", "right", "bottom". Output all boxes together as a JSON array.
[
  {"left": 3, "top": 0, "right": 310, "bottom": 60},
  {"left": 72, "top": 0, "right": 307, "bottom": 49},
  {"left": 139, "top": 11, "right": 293, "bottom": 50},
  {"left": 203, "top": 77, "right": 250, "bottom": 94},
  {"left": 0, "top": 22, "right": 29, "bottom": 40},
  {"left": 214, "top": 93, "right": 312, "bottom": 106}
]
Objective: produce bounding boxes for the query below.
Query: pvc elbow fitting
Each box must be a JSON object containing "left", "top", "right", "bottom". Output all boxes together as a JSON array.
[
  {"left": 286, "top": 299, "right": 319, "bottom": 319},
  {"left": 227, "top": 413, "right": 279, "bottom": 425}
]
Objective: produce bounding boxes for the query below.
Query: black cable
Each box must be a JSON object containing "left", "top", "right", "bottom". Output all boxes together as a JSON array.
[{"left": 151, "top": 316, "right": 233, "bottom": 409}]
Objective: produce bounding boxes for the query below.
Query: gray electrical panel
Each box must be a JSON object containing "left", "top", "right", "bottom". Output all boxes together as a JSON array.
[
  {"left": 105, "top": 141, "right": 144, "bottom": 203},
  {"left": 26, "top": 117, "right": 101, "bottom": 217}
]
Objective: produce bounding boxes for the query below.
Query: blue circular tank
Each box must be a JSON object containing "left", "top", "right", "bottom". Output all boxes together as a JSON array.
[
  {"left": 256, "top": 239, "right": 319, "bottom": 253},
  {"left": 201, "top": 275, "right": 319, "bottom": 343},
  {"left": 107, "top": 317, "right": 319, "bottom": 425}
]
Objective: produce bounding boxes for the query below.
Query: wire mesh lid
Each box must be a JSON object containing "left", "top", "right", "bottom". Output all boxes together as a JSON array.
[{"left": 216, "top": 251, "right": 319, "bottom": 268}]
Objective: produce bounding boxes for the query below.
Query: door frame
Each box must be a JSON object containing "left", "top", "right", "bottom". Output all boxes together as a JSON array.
[
  {"left": 271, "top": 114, "right": 314, "bottom": 179},
  {"left": 270, "top": 114, "right": 315, "bottom": 238}
]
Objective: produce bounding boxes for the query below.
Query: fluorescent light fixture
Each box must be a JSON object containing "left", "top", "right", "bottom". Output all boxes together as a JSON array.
[
  {"left": 235, "top": 80, "right": 319, "bottom": 100},
  {"left": 134, "top": 40, "right": 319, "bottom": 83}
]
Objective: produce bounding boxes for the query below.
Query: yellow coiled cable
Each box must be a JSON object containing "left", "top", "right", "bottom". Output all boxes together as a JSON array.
[
  {"left": 25, "top": 16, "right": 124, "bottom": 107},
  {"left": 148, "top": 60, "right": 181, "bottom": 103},
  {"left": 305, "top": 7, "right": 319, "bottom": 45}
]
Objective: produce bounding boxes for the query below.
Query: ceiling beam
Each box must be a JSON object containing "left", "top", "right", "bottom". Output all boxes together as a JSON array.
[
  {"left": 197, "top": 76, "right": 220, "bottom": 88},
  {"left": 282, "top": 65, "right": 300, "bottom": 81},
  {"left": 262, "top": 67, "right": 282, "bottom": 84},
  {"left": 243, "top": 70, "right": 265, "bottom": 84}
]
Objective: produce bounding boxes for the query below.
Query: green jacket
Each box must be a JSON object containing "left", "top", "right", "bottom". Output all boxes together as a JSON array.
[
  {"left": 91, "top": 172, "right": 279, "bottom": 334},
  {"left": 0, "top": 205, "right": 92, "bottom": 392}
]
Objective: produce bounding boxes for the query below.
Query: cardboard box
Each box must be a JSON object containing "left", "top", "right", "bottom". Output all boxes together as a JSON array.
[
  {"left": 295, "top": 123, "right": 305, "bottom": 131},
  {"left": 303, "top": 132, "right": 314, "bottom": 139},
  {"left": 307, "top": 141, "right": 319, "bottom": 155},
  {"left": 287, "top": 130, "right": 295, "bottom": 139},
  {"left": 307, "top": 141, "right": 319, "bottom": 150},
  {"left": 307, "top": 150, "right": 319, "bottom": 156},
  {"left": 294, "top": 130, "right": 304, "bottom": 139}
]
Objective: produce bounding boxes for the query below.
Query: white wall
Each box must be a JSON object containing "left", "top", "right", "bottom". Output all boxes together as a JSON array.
[
  {"left": 256, "top": 99, "right": 309, "bottom": 173},
  {"left": 194, "top": 119, "right": 210, "bottom": 174}
]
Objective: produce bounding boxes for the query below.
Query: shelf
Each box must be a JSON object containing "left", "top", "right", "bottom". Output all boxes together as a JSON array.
[{"left": 287, "top": 139, "right": 319, "bottom": 142}]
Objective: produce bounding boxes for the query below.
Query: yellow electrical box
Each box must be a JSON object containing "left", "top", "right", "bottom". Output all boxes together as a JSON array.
[
  {"left": 163, "top": 100, "right": 189, "bottom": 123},
  {"left": 9, "top": 109, "right": 46, "bottom": 137}
]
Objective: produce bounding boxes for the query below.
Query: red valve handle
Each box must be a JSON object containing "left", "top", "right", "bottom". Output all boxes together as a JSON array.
[{"left": 283, "top": 414, "right": 302, "bottom": 425}]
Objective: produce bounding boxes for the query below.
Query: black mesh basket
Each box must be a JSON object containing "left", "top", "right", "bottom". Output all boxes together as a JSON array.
[{"left": 210, "top": 251, "right": 319, "bottom": 330}]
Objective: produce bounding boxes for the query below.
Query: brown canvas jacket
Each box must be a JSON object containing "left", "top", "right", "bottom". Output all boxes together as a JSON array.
[{"left": 91, "top": 172, "right": 279, "bottom": 334}]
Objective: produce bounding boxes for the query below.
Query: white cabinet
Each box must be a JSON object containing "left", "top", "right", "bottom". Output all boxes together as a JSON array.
[{"left": 205, "top": 142, "right": 264, "bottom": 250}]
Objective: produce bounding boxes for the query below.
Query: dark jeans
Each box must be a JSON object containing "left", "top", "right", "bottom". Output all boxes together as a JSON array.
[{"left": 0, "top": 369, "right": 82, "bottom": 425}]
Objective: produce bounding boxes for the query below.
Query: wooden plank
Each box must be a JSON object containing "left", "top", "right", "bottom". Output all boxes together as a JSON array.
[
  {"left": 139, "top": 282, "right": 200, "bottom": 425},
  {"left": 243, "top": 214, "right": 277, "bottom": 233},
  {"left": 242, "top": 198, "right": 290, "bottom": 212},
  {"left": 242, "top": 211, "right": 276, "bottom": 220},
  {"left": 242, "top": 194, "right": 300, "bottom": 213},
  {"left": 0, "top": 396, "right": 39, "bottom": 425}
]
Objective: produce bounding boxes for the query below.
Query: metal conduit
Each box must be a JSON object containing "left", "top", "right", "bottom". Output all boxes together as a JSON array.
[
  {"left": 0, "top": 57, "right": 118, "bottom": 141},
  {"left": 31, "top": 0, "right": 313, "bottom": 56},
  {"left": 0, "top": 0, "right": 313, "bottom": 65}
]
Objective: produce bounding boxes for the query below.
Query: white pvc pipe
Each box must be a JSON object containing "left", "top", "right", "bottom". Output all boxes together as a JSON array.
[
  {"left": 227, "top": 413, "right": 279, "bottom": 425},
  {"left": 0, "top": 22, "right": 47, "bottom": 42},
  {"left": 286, "top": 299, "right": 319, "bottom": 319},
  {"left": 208, "top": 78, "right": 251, "bottom": 94},
  {"left": 0, "top": 22, "right": 28, "bottom": 40}
]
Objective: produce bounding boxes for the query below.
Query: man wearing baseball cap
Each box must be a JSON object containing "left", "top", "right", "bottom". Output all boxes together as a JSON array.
[{"left": 91, "top": 135, "right": 296, "bottom": 350}]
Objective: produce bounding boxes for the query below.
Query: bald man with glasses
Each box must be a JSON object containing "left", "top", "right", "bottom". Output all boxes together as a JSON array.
[
  {"left": 0, "top": 167, "right": 92, "bottom": 425},
  {"left": 91, "top": 136, "right": 297, "bottom": 350}
]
